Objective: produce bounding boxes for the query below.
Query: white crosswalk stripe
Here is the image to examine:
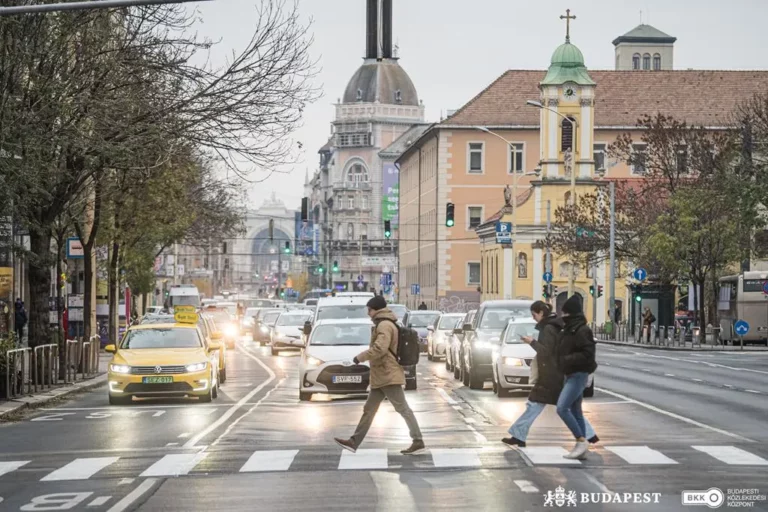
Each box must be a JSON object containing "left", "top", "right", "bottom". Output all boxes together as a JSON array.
[
  {"left": 338, "top": 449, "right": 388, "bottom": 470},
  {"left": 0, "top": 461, "right": 30, "bottom": 477},
  {"left": 140, "top": 453, "right": 208, "bottom": 477},
  {"left": 693, "top": 446, "right": 768, "bottom": 466},
  {"left": 605, "top": 446, "right": 678, "bottom": 465},
  {"left": 41, "top": 457, "right": 120, "bottom": 481},
  {"left": 431, "top": 448, "right": 481, "bottom": 468},
  {"left": 519, "top": 446, "right": 582, "bottom": 465},
  {"left": 239, "top": 450, "right": 299, "bottom": 472}
]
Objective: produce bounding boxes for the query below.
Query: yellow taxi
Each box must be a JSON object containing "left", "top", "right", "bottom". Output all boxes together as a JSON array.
[
  {"left": 106, "top": 317, "right": 220, "bottom": 405},
  {"left": 198, "top": 313, "right": 227, "bottom": 383},
  {"left": 203, "top": 306, "right": 239, "bottom": 350}
]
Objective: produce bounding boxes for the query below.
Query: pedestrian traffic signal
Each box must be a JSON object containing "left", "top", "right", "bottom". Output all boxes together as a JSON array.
[
  {"left": 284, "top": 241, "right": 291, "bottom": 254},
  {"left": 333, "top": 260, "right": 339, "bottom": 273},
  {"left": 597, "top": 285, "right": 603, "bottom": 298},
  {"left": 384, "top": 220, "right": 392, "bottom": 239},
  {"left": 446, "top": 202, "right": 455, "bottom": 227}
]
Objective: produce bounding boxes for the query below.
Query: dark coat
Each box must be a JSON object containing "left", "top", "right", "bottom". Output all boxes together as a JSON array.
[
  {"left": 528, "top": 314, "right": 565, "bottom": 405},
  {"left": 14, "top": 305, "right": 27, "bottom": 327},
  {"left": 558, "top": 314, "right": 598, "bottom": 376}
]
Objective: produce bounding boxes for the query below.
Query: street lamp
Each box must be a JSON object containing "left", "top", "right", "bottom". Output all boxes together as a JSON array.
[
  {"left": 526, "top": 100, "right": 579, "bottom": 297},
  {"left": 473, "top": 126, "right": 541, "bottom": 299}
]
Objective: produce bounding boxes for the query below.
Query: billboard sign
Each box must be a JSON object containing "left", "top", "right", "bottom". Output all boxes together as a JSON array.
[
  {"left": 382, "top": 162, "right": 399, "bottom": 227},
  {"left": 294, "top": 212, "right": 314, "bottom": 257}
]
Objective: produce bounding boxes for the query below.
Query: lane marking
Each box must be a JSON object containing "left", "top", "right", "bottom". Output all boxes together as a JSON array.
[
  {"left": 210, "top": 378, "right": 285, "bottom": 447},
  {"left": 664, "top": 374, "right": 675, "bottom": 377},
  {"left": 630, "top": 352, "right": 768, "bottom": 376},
  {"left": 239, "top": 449, "right": 299, "bottom": 472},
  {"left": 107, "top": 478, "right": 158, "bottom": 512},
  {"left": 585, "top": 400, "right": 632, "bottom": 406},
  {"left": 183, "top": 345, "right": 276, "bottom": 448},
  {"left": 140, "top": 453, "right": 208, "bottom": 477},
  {"left": 165, "top": 443, "right": 178, "bottom": 447},
  {"left": 519, "top": 447, "right": 581, "bottom": 465},
  {"left": 693, "top": 446, "right": 768, "bottom": 466},
  {"left": 724, "top": 384, "right": 734, "bottom": 389},
  {"left": 41, "top": 456, "right": 120, "bottom": 481},
  {"left": 463, "top": 417, "right": 477, "bottom": 424},
  {"left": 338, "top": 449, "right": 388, "bottom": 470},
  {"left": 0, "top": 461, "right": 29, "bottom": 477},
  {"left": 177, "top": 433, "right": 190, "bottom": 438},
  {"left": 605, "top": 446, "right": 678, "bottom": 465},
  {"left": 118, "top": 478, "right": 134, "bottom": 485},
  {"left": 431, "top": 448, "right": 481, "bottom": 468},
  {"left": 452, "top": 405, "right": 463, "bottom": 411},
  {"left": 514, "top": 480, "right": 540, "bottom": 493},
  {"left": 435, "top": 387, "right": 458, "bottom": 405},
  {"left": 595, "top": 387, "right": 754, "bottom": 442},
  {"left": 745, "top": 389, "right": 761, "bottom": 394},
  {"left": 88, "top": 497, "right": 111, "bottom": 507},
  {"left": 691, "top": 378, "right": 703, "bottom": 382},
  {"left": 583, "top": 471, "right": 614, "bottom": 495}
]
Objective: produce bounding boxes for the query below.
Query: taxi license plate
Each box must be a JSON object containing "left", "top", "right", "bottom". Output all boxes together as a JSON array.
[
  {"left": 332, "top": 375, "right": 362, "bottom": 384},
  {"left": 142, "top": 376, "right": 173, "bottom": 384}
]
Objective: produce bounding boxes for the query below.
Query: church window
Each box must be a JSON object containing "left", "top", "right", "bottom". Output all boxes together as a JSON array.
[
  {"left": 509, "top": 143, "right": 525, "bottom": 174},
  {"left": 632, "top": 53, "right": 641, "bottom": 70},
  {"left": 394, "top": 90, "right": 402, "bottom": 104},
  {"left": 631, "top": 144, "right": 648, "bottom": 175},
  {"left": 642, "top": 53, "right": 651, "bottom": 70},
  {"left": 593, "top": 143, "right": 607, "bottom": 172},
  {"left": 356, "top": 88, "right": 363, "bottom": 101},
  {"left": 561, "top": 117, "right": 575, "bottom": 153},
  {"left": 653, "top": 53, "right": 661, "bottom": 71},
  {"left": 468, "top": 142, "right": 484, "bottom": 173}
]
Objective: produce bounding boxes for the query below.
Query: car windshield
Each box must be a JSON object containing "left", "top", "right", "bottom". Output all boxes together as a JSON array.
[
  {"left": 504, "top": 323, "right": 538, "bottom": 344},
  {"left": 479, "top": 308, "right": 529, "bottom": 331},
  {"left": 304, "top": 299, "right": 318, "bottom": 306},
  {"left": 311, "top": 324, "right": 371, "bottom": 346},
  {"left": 439, "top": 316, "right": 463, "bottom": 329},
  {"left": 262, "top": 312, "right": 281, "bottom": 325},
  {"left": 389, "top": 305, "right": 407, "bottom": 321},
  {"left": 409, "top": 313, "right": 440, "bottom": 328},
  {"left": 277, "top": 313, "right": 312, "bottom": 326},
  {"left": 316, "top": 305, "right": 369, "bottom": 320},
  {"left": 170, "top": 295, "right": 200, "bottom": 307},
  {"left": 140, "top": 315, "right": 175, "bottom": 325},
  {"left": 121, "top": 328, "right": 202, "bottom": 349}
]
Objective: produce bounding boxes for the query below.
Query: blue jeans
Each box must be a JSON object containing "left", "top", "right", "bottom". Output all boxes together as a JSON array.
[
  {"left": 557, "top": 372, "right": 589, "bottom": 439},
  {"left": 509, "top": 399, "right": 596, "bottom": 442}
]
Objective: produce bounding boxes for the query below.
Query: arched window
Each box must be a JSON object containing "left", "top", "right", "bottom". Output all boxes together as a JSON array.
[
  {"left": 561, "top": 117, "right": 575, "bottom": 153},
  {"left": 361, "top": 223, "right": 368, "bottom": 239},
  {"left": 559, "top": 261, "right": 571, "bottom": 277},
  {"left": 632, "top": 53, "right": 641, "bottom": 70},
  {"left": 347, "top": 223, "right": 355, "bottom": 240},
  {"left": 564, "top": 191, "right": 572, "bottom": 205},
  {"left": 346, "top": 163, "right": 369, "bottom": 183},
  {"left": 653, "top": 53, "right": 661, "bottom": 71},
  {"left": 643, "top": 53, "right": 651, "bottom": 70}
]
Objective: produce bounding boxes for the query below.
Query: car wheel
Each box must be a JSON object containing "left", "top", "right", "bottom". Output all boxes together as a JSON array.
[
  {"left": 109, "top": 394, "right": 132, "bottom": 406},
  {"left": 199, "top": 385, "right": 213, "bottom": 403},
  {"left": 468, "top": 367, "right": 484, "bottom": 390},
  {"left": 271, "top": 347, "right": 278, "bottom": 356},
  {"left": 299, "top": 392, "right": 312, "bottom": 401},
  {"left": 492, "top": 377, "right": 498, "bottom": 394},
  {"left": 405, "top": 379, "right": 417, "bottom": 391},
  {"left": 462, "top": 363, "right": 470, "bottom": 386},
  {"left": 220, "top": 368, "right": 227, "bottom": 384},
  {"left": 453, "top": 363, "right": 461, "bottom": 380},
  {"left": 583, "top": 380, "right": 595, "bottom": 398}
]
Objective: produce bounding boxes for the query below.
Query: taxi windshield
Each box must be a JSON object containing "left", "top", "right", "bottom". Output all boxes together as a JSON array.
[
  {"left": 277, "top": 313, "right": 312, "bottom": 326},
  {"left": 504, "top": 323, "right": 538, "bottom": 344},
  {"left": 311, "top": 324, "right": 371, "bottom": 345},
  {"left": 140, "top": 315, "right": 175, "bottom": 325},
  {"left": 121, "top": 328, "right": 202, "bottom": 349}
]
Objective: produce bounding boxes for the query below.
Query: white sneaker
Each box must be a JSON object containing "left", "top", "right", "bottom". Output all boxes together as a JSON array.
[{"left": 564, "top": 441, "right": 589, "bottom": 460}]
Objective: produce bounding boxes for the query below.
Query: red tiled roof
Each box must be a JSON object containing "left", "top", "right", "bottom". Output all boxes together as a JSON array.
[{"left": 444, "top": 70, "right": 768, "bottom": 128}]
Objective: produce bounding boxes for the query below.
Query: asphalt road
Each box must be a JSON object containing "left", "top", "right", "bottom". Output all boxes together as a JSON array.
[{"left": 0, "top": 338, "right": 766, "bottom": 511}]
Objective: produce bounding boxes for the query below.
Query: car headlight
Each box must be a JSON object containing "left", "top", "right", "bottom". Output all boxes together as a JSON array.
[
  {"left": 503, "top": 357, "right": 524, "bottom": 366},
  {"left": 305, "top": 356, "right": 324, "bottom": 367},
  {"left": 110, "top": 364, "right": 131, "bottom": 374},
  {"left": 186, "top": 362, "right": 208, "bottom": 372},
  {"left": 224, "top": 325, "right": 238, "bottom": 336},
  {"left": 260, "top": 325, "right": 269, "bottom": 333}
]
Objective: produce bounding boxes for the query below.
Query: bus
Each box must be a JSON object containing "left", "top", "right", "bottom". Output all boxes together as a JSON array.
[{"left": 718, "top": 272, "right": 768, "bottom": 345}]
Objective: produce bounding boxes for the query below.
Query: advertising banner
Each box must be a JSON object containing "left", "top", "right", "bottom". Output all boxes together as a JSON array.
[{"left": 382, "top": 162, "right": 399, "bottom": 227}]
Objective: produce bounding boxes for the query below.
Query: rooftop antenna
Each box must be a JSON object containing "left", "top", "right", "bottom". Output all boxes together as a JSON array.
[{"left": 639, "top": 10, "right": 643, "bottom": 24}]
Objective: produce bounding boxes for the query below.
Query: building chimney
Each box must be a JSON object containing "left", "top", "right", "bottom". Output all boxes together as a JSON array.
[
  {"left": 382, "top": 0, "right": 393, "bottom": 58},
  {"left": 366, "top": 0, "right": 378, "bottom": 59}
]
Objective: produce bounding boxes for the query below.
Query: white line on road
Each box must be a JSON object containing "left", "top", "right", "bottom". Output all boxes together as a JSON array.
[
  {"left": 338, "top": 449, "right": 388, "bottom": 470},
  {"left": 693, "top": 446, "right": 768, "bottom": 466},
  {"left": 745, "top": 389, "right": 761, "bottom": 394},
  {"left": 583, "top": 472, "right": 614, "bottom": 495},
  {"left": 118, "top": 478, "right": 134, "bottom": 485},
  {"left": 183, "top": 344, "right": 276, "bottom": 448},
  {"left": 177, "top": 433, "right": 190, "bottom": 438},
  {"left": 165, "top": 443, "right": 178, "bottom": 447},
  {"left": 514, "top": 480, "right": 539, "bottom": 494},
  {"left": 41, "top": 457, "right": 120, "bottom": 481},
  {"left": 724, "top": 384, "right": 734, "bottom": 388},
  {"left": 0, "top": 461, "right": 29, "bottom": 477},
  {"left": 140, "top": 453, "right": 208, "bottom": 477},
  {"left": 595, "top": 387, "right": 754, "bottom": 442},
  {"left": 665, "top": 374, "right": 675, "bottom": 377},
  {"left": 452, "top": 405, "right": 463, "bottom": 411},
  {"left": 692, "top": 378, "right": 703, "bottom": 382},
  {"left": 88, "top": 497, "right": 111, "bottom": 507},
  {"left": 435, "top": 387, "right": 458, "bottom": 405},
  {"left": 518, "top": 447, "right": 581, "bottom": 465},
  {"left": 210, "top": 378, "right": 284, "bottom": 447},
  {"left": 605, "top": 446, "right": 678, "bottom": 465},
  {"left": 239, "top": 450, "right": 299, "bottom": 472},
  {"left": 631, "top": 352, "right": 768, "bottom": 376},
  {"left": 431, "top": 448, "right": 481, "bottom": 468},
  {"left": 107, "top": 478, "right": 158, "bottom": 512},
  {"left": 463, "top": 417, "right": 477, "bottom": 424},
  {"left": 583, "top": 400, "right": 632, "bottom": 406}
]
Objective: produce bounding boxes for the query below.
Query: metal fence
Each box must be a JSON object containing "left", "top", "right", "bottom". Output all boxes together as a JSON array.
[
  {"left": 594, "top": 322, "right": 725, "bottom": 349},
  {"left": 3, "top": 337, "right": 102, "bottom": 400}
]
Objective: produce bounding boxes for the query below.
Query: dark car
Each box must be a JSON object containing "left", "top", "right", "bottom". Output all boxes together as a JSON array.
[
  {"left": 459, "top": 301, "right": 533, "bottom": 389},
  {"left": 252, "top": 308, "right": 282, "bottom": 345},
  {"left": 447, "top": 309, "right": 476, "bottom": 375},
  {"left": 402, "top": 310, "right": 441, "bottom": 353}
]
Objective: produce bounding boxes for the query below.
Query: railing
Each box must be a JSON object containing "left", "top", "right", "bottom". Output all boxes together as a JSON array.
[
  {"left": 4, "top": 348, "right": 31, "bottom": 399},
  {"left": 32, "top": 344, "right": 58, "bottom": 394}
]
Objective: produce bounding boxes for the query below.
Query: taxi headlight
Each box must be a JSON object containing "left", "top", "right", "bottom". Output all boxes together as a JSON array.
[
  {"left": 305, "top": 356, "right": 324, "bottom": 367},
  {"left": 110, "top": 364, "right": 131, "bottom": 374},
  {"left": 186, "top": 362, "right": 208, "bottom": 373},
  {"left": 224, "top": 324, "right": 238, "bottom": 336},
  {"left": 503, "top": 357, "right": 524, "bottom": 367}
]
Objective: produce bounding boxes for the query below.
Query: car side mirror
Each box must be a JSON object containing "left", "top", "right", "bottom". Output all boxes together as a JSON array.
[
  {"left": 463, "top": 323, "right": 473, "bottom": 332},
  {"left": 303, "top": 321, "right": 312, "bottom": 336},
  {"left": 427, "top": 326, "right": 435, "bottom": 332},
  {"left": 452, "top": 328, "right": 464, "bottom": 335},
  {"left": 105, "top": 344, "right": 116, "bottom": 353}
]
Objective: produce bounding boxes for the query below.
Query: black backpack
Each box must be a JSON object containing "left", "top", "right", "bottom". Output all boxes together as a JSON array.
[{"left": 380, "top": 319, "right": 420, "bottom": 366}]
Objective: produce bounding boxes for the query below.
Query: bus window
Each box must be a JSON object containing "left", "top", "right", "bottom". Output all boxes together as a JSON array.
[{"left": 743, "top": 279, "right": 764, "bottom": 293}]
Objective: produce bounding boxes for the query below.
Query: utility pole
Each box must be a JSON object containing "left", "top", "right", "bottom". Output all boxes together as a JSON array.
[
  {"left": 546, "top": 200, "right": 552, "bottom": 275},
  {"left": 592, "top": 261, "right": 598, "bottom": 328},
  {"left": 609, "top": 181, "right": 616, "bottom": 324}
]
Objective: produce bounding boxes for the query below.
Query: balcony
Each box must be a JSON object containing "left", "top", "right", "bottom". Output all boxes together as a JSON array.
[
  {"left": 335, "top": 132, "right": 372, "bottom": 148},
  {"left": 333, "top": 181, "right": 372, "bottom": 192}
]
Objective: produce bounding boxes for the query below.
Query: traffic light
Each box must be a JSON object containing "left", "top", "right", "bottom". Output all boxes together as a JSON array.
[
  {"left": 333, "top": 260, "right": 339, "bottom": 273},
  {"left": 384, "top": 220, "right": 392, "bottom": 239},
  {"left": 446, "top": 202, "right": 455, "bottom": 227},
  {"left": 552, "top": 285, "right": 559, "bottom": 297},
  {"left": 317, "top": 264, "right": 325, "bottom": 274},
  {"left": 280, "top": 289, "right": 286, "bottom": 298},
  {"left": 269, "top": 219, "right": 274, "bottom": 241},
  {"left": 635, "top": 294, "right": 642, "bottom": 303},
  {"left": 542, "top": 285, "right": 550, "bottom": 299},
  {"left": 597, "top": 285, "right": 603, "bottom": 298},
  {"left": 284, "top": 241, "right": 291, "bottom": 254},
  {"left": 589, "top": 285, "right": 595, "bottom": 296},
  {"left": 301, "top": 197, "right": 309, "bottom": 222}
]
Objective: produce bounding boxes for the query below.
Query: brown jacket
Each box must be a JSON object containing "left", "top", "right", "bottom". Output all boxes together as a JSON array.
[{"left": 356, "top": 308, "right": 405, "bottom": 389}]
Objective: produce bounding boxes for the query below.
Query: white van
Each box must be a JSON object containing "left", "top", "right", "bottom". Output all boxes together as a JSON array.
[{"left": 168, "top": 284, "right": 201, "bottom": 309}]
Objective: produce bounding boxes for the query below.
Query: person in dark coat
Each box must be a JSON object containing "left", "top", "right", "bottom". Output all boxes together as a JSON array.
[
  {"left": 418, "top": 302, "right": 427, "bottom": 311},
  {"left": 556, "top": 295, "right": 598, "bottom": 460},
  {"left": 14, "top": 299, "right": 27, "bottom": 343},
  {"left": 502, "top": 301, "right": 598, "bottom": 448}
]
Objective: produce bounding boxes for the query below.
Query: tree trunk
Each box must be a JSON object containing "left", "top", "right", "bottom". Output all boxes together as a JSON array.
[
  {"left": 108, "top": 241, "right": 120, "bottom": 346},
  {"left": 82, "top": 245, "right": 95, "bottom": 341},
  {"left": 697, "top": 279, "right": 706, "bottom": 328},
  {"left": 27, "top": 228, "right": 53, "bottom": 349}
]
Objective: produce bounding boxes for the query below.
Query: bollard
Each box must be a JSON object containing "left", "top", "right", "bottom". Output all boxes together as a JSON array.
[{"left": 5, "top": 348, "right": 31, "bottom": 399}]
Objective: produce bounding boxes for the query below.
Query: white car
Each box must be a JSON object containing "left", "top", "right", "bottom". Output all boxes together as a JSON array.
[
  {"left": 427, "top": 313, "right": 465, "bottom": 361},
  {"left": 271, "top": 310, "right": 314, "bottom": 355},
  {"left": 299, "top": 319, "right": 372, "bottom": 401}
]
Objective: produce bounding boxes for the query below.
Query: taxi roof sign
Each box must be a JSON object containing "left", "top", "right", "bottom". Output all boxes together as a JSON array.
[
  {"left": 174, "top": 305, "right": 197, "bottom": 314},
  {"left": 174, "top": 311, "right": 199, "bottom": 325}
]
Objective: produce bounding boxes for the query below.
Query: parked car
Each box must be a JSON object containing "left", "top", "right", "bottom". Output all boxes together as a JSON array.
[
  {"left": 402, "top": 310, "right": 441, "bottom": 353},
  {"left": 459, "top": 300, "right": 533, "bottom": 389},
  {"left": 446, "top": 310, "right": 476, "bottom": 375},
  {"left": 427, "top": 313, "right": 465, "bottom": 361}
]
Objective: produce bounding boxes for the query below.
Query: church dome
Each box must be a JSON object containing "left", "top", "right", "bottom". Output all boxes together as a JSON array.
[
  {"left": 541, "top": 41, "right": 595, "bottom": 86},
  {"left": 550, "top": 42, "right": 585, "bottom": 67},
  {"left": 342, "top": 59, "right": 419, "bottom": 106}
]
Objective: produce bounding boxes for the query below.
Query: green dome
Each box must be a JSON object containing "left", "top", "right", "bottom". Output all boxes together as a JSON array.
[{"left": 550, "top": 42, "right": 585, "bottom": 67}]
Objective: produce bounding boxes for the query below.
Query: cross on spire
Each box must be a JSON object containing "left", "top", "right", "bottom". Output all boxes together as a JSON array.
[{"left": 560, "top": 8, "right": 576, "bottom": 43}]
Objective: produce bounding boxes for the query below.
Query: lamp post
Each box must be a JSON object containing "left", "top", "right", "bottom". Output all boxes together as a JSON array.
[
  {"left": 526, "top": 100, "right": 579, "bottom": 297},
  {"left": 473, "top": 126, "right": 540, "bottom": 298}
]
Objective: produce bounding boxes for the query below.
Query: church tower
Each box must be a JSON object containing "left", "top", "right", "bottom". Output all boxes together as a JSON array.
[{"left": 537, "top": 10, "right": 596, "bottom": 180}]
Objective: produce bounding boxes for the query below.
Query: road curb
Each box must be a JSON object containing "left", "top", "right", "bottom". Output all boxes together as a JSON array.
[
  {"left": 0, "top": 373, "right": 107, "bottom": 420},
  {"left": 597, "top": 340, "right": 768, "bottom": 352}
]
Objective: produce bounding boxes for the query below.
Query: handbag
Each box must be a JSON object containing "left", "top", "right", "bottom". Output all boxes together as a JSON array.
[{"left": 529, "top": 356, "right": 539, "bottom": 386}]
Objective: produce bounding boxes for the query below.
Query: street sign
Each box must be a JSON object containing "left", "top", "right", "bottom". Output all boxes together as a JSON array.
[
  {"left": 381, "top": 273, "right": 393, "bottom": 286},
  {"left": 762, "top": 281, "right": 768, "bottom": 295},
  {"left": 734, "top": 320, "right": 750, "bottom": 337},
  {"left": 357, "top": 274, "right": 364, "bottom": 283},
  {"left": 495, "top": 222, "right": 512, "bottom": 244},
  {"left": 633, "top": 268, "right": 647, "bottom": 281},
  {"left": 411, "top": 284, "right": 420, "bottom": 295},
  {"left": 543, "top": 271, "right": 553, "bottom": 283},
  {"left": 66, "top": 237, "right": 84, "bottom": 259},
  {"left": 304, "top": 248, "right": 314, "bottom": 256}
]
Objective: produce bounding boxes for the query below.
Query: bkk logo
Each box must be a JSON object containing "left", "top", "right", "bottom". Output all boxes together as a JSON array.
[{"left": 681, "top": 488, "right": 725, "bottom": 508}]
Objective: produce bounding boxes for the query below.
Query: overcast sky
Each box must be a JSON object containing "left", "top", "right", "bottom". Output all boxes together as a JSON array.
[{"left": 189, "top": 0, "right": 768, "bottom": 211}]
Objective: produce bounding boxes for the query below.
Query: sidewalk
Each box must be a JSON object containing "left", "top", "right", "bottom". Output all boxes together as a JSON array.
[
  {"left": 0, "top": 353, "right": 109, "bottom": 420},
  {"left": 598, "top": 338, "right": 768, "bottom": 352}
]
